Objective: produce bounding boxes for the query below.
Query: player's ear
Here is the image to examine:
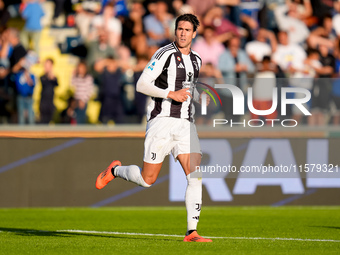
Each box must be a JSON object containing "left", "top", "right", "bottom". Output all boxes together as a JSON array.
[{"left": 192, "top": 31, "right": 196, "bottom": 39}]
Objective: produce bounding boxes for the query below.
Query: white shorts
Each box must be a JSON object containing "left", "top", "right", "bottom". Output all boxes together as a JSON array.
[{"left": 143, "top": 117, "right": 201, "bottom": 164}]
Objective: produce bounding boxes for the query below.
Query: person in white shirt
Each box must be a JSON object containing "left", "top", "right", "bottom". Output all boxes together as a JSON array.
[
  {"left": 274, "top": 4, "right": 309, "bottom": 45},
  {"left": 89, "top": 2, "right": 122, "bottom": 49},
  {"left": 245, "top": 28, "right": 277, "bottom": 63},
  {"left": 272, "top": 30, "right": 306, "bottom": 75}
]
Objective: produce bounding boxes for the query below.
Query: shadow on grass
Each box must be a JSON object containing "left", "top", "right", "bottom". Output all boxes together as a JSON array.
[
  {"left": 310, "top": 226, "right": 340, "bottom": 230},
  {"left": 0, "top": 227, "right": 182, "bottom": 242}
]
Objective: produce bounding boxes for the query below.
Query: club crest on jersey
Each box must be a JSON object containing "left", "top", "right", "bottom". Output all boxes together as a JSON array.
[
  {"left": 148, "top": 61, "right": 156, "bottom": 71},
  {"left": 193, "top": 61, "right": 198, "bottom": 71},
  {"left": 177, "top": 56, "right": 181, "bottom": 62}
]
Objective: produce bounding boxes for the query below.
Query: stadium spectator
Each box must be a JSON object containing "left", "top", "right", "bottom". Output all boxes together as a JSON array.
[
  {"left": 172, "top": 0, "right": 194, "bottom": 16},
  {"left": 71, "top": 61, "right": 94, "bottom": 124},
  {"left": 192, "top": 26, "right": 226, "bottom": 68},
  {"left": 94, "top": 56, "right": 124, "bottom": 124},
  {"left": 73, "top": 0, "right": 101, "bottom": 39},
  {"left": 0, "top": 0, "right": 10, "bottom": 33},
  {"left": 272, "top": 30, "right": 306, "bottom": 76},
  {"left": 187, "top": 0, "right": 215, "bottom": 18},
  {"left": 52, "top": 0, "right": 67, "bottom": 21},
  {"left": 250, "top": 55, "right": 277, "bottom": 122},
  {"left": 89, "top": 2, "right": 122, "bottom": 49},
  {"left": 290, "top": 48, "right": 321, "bottom": 124},
  {"left": 86, "top": 27, "right": 116, "bottom": 77},
  {"left": 0, "top": 82, "right": 9, "bottom": 123},
  {"left": 309, "top": 43, "right": 335, "bottom": 126},
  {"left": 60, "top": 96, "right": 77, "bottom": 124},
  {"left": 0, "top": 30, "right": 9, "bottom": 123},
  {"left": 9, "top": 34, "right": 38, "bottom": 126},
  {"left": 120, "top": 1, "right": 147, "bottom": 56},
  {"left": 8, "top": 28, "right": 27, "bottom": 123},
  {"left": 132, "top": 54, "right": 149, "bottom": 124},
  {"left": 215, "top": 0, "right": 242, "bottom": 27},
  {"left": 274, "top": 3, "right": 309, "bottom": 45},
  {"left": 218, "top": 36, "right": 255, "bottom": 121},
  {"left": 286, "top": 0, "right": 314, "bottom": 27},
  {"left": 245, "top": 28, "right": 277, "bottom": 63},
  {"left": 143, "top": 0, "right": 173, "bottom": 55},
  {"left": 309, "top": 0, "right": 333, "bottom": 22},
  {"left": 15, "top": 65, "right": 36, "bottom": 125},
  {"left": 307, "top": 14, "right": 336, "bottom": 50},
  {"left": 51, "top": 0, "right": 73, "bottom": 27},
  {"left": 39, "top": 58, "right": 58, "bottom": 124},
  {"left": 239, "top": 0, "right": 266, "bottom": 42},
  {"left": 20, "top": 0, "right": 45, "bottom": 54},
  {"left": 202, "top": 6, "right": 241, "bottom": 44},
  {"left": 332, "top": 41, "right": 340, "bottom": 125},
  {"left": 333, "top": 1, "right": 340, "bottom": 38},
  {"left": 0, "top": 28, "right": 10, "bottom": 76}
]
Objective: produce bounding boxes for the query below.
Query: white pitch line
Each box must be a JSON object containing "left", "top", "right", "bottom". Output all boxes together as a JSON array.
[{"left": 58, "top": 230, "right": 340, "bottom": 243}]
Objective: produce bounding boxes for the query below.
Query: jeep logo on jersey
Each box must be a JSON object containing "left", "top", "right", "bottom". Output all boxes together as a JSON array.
[
  {"left": 183, "top": 73, "right": 194, "bottom": 93},
  {"left": 187, "top": 72, "right": 193, "bottom": 82}
]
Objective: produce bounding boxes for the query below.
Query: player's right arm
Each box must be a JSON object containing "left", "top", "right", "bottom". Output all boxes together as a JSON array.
[{"left": 137, "top": 72, "right": 191, "bottom": 102}]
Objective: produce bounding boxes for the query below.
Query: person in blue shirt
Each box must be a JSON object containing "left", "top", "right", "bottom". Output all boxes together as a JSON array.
[
  {"left": 332, "top": 41, "right": 340, "bottom": 125},
  {"left": 15, "top": 69, "right": 36, "bottom": 125},
  {"left": 20, "top": 0, "right": 45, "bottom": 54}
]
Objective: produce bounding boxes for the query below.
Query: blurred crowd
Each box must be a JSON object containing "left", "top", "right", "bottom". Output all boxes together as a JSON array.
[{"left": 0, "top": 0, "right": 339, "bottom": 125}]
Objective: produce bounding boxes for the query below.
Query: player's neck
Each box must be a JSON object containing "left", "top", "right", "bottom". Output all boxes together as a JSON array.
[{"left": 175, "top": 42, "right": 191, "bottom": 55}]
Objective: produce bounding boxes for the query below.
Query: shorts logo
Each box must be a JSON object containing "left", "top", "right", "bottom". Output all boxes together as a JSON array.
[
  {"left": 195, "top": 203, "right": 201, "bottom": 211},
  {"left": 151, "top": 152, "right": 156, "bottom": 160},
  {"left": 148, "top": 61, "right": 156, "bottom": 71}
]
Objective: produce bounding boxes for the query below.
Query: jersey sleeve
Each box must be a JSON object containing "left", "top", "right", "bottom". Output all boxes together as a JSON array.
[{"left": 142, "top": 48, "right": 172, "bottom": 80}]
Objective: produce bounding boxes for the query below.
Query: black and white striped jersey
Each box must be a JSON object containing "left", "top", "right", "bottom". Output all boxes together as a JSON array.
[{"left": 143, "top": 42, "right": 202, "bottom": 122}]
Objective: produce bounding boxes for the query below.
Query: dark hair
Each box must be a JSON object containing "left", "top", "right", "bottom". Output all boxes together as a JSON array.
[
  {"left": 306, "top": 48, "right": 319, "bottom": 56},
  {"left": 262, "top": 55, "right": 271, "bottom": 63},
  {"left": 45, "top": 58, "right": 54, "bottom": 65},
  {"left": 204, "top": 26, "right": 215, "bottom": 32},
  {"left": 75, "top": 60, "right": 88, "bottom": 77},
  {"left": 175, "top": 13, "right": 200, "bottom": 32}
]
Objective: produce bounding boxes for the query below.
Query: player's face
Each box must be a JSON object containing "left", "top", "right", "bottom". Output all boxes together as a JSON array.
[{"left": 175, "top": 21, "right": 196, "bottom": 50}]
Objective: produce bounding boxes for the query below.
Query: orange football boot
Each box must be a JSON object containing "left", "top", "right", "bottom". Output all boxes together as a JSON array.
[
  {"left": 183, "top": 231, "right": 213, "bottom": 242},
  {"left": 96, "top": 160, "right": 121, "bottom": 189}
]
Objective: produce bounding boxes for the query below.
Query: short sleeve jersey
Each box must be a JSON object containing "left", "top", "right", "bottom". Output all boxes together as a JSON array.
[{"left": 143, "top": 42, "right": 202, "bottom": 122}]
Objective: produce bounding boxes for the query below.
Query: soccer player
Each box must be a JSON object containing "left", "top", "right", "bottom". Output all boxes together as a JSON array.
[{"left": 95, "top": 13, "right": 212, "bottom": 243}]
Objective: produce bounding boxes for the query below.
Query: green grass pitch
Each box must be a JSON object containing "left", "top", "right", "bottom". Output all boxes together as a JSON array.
[{"left": 0, "top": 207, "right": 339, "bottom": 255}]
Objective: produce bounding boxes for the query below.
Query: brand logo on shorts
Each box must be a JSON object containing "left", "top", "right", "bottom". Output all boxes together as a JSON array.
[
  {"left": 195, "top": 203, "right": 201, "bottom": 211},
  {"left": 151, "top": 152, "right": 156, "bottom": 160}
]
